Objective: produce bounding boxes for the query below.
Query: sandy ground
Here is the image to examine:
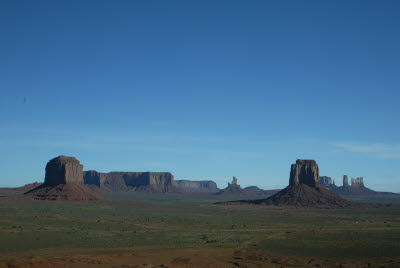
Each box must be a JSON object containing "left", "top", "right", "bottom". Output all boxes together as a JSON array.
[{"left": 1, "top": 245, "right": 400, "bottom": 268}]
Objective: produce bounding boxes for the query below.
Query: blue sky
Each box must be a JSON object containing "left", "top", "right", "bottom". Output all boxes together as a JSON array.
[{"left": 1, "top": 1, "right": 399, "bottom": 192}]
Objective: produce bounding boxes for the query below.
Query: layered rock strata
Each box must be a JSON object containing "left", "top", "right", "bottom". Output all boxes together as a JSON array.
[
  {"left": 289, "top": 160, "right": 319, "bottom": 187},
  {"left": 218, "top": 159, "right": 351, "bottom": 208},
  {"left": 83, "top": 171, "right": 181, "bottom": 193},
  {"left": 25, "top": 156, "right": 102, "bottom": 201}
]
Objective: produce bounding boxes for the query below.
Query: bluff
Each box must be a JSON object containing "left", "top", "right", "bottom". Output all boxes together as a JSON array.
[
  {"left": 83, "top": 171, "right": 181, "bottom": 193},
  {"left": 25, "top": 156, "right": 101, "bottom": 201},
  {"left": 174, "top": 180, "right": 219, "bottom": 193},
  {"left": 218, "top": 160, "right": 350, "bottom": 208}
]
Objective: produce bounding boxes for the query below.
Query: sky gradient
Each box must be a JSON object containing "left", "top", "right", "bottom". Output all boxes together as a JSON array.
[{"left": 1, "top": 1, "right": 399, "bottom": 191}]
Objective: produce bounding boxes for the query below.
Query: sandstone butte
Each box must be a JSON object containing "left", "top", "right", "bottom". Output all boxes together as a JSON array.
[
  {"left": 25, "top": 156, "right": 102, "bottom": 201},
  {"left": 217, "top": 159, "right": 351, "bottom": 208}
]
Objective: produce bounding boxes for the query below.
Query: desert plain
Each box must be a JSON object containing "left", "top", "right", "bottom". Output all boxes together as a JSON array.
[{"left": 1, "top": 191, "right": 399, "bottom": 268}]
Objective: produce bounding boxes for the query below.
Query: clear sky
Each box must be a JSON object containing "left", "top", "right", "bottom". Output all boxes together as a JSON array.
[{"left": 1, "top": 1, "right": 399, "bottom": 192}]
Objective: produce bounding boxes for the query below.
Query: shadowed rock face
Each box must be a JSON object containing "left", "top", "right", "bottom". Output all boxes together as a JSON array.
[
  {"left": 343, "top": 175, "right": 349, "bottom": 187},
  {"left": 319, "top": 176, "right": 333, "bottom": 187},
  {"left": 289, "top": 159, "right": 319, "bottom": 188},
  {"left": 82, "top": 170, "right": 102, "bottom": 187},
  {"left": 83, "top": 171, "right": 180, "bottom": 193},
  {"left": 25, "top": 156, "right": 102, "bottom": 201},
  {"left": 217, "top": 159, "right": 351, "bottom": 208},
  {"left": 45, "top": 156, "right": 83, "bottom": 186}
]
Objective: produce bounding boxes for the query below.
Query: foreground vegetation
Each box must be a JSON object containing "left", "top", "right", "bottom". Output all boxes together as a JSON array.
[{"left": 0, "top": 193, "right": 399, "bottom": 267}]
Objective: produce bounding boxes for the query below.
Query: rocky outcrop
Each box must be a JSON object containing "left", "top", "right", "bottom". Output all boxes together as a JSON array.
[
  {"left": 174, "top": 180, "right": 219, "bottom": 193},
  {"left": 244, "top": 183, "right": 351, "bottom": 208},
  {"left": 26, "top": 184, "right": 101, "bottom": 201},
  {"left": 83, "top": 170, "right": 103, "bottom": 187},
  {"left": 218, "top": 159, "right": 351, "bottom": 208},
  {"left": 215, "top": 177, "right": 248, "bottom": 195},
  {"left": 44, "top": 156, "right": 84, "bottom": 186},
  {"left": 25, "top": 156, "right": 102, "bottom": 201},
  {"left": 343, "top": 175, "right": 349, "bottom": 187},
  {"left": 289, "top": 160, "right": 319, "bottom": 187},
  {"left": 83, "top": 171, "right": 181, "bottom": 193},
  {"left": 319, "top": 176, "right": 333, "bottom": 187},
  {"left": 232, "top": 177, "right": 238, "bottom": 185},
  {"left": 319, "top": 175, "right": 376, "bottom": 195},
  {"left": 351, "top": 177, "right": 364, "bottom": 189}
]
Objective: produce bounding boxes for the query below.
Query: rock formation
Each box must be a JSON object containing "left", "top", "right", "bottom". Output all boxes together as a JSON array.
[
  {"left": 319, "top": 176, "right": 333, "bottom": 187},
  {"left": 174, "top": 180, "right": 219, "bottom": 193},
  {"left": 215, "top": 177, "right": 248, "bottom": 195},
  {"left": 343, "top": 175, "right": 349, "bottom": 187},
  {"left": 218, "top": 159, "right": 351, "bottom": 208},
  {"left": 83, "top": 171, "right": 181, "bottom": 193},
  {"left": 351, "top": 177, "right": 364, "bottom": 189},
  {"left": 44, "top": 156, "right": 83, "bottom": 186},
  {"left": 289, "top": 160, "right": 319, "bottom": 187},
  {"left": 232, "top": 176, "right": 238, "bottom": 185},
  {"left": 25, "top": 156, "right": 102, "bottom": 201},
  {"left": 320, "top": 175, "right": 376, "bottom": 195}
]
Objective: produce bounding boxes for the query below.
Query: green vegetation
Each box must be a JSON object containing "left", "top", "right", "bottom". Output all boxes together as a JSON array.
[{"left": 0, "top": 193, "right": 399, "bottom": 263}]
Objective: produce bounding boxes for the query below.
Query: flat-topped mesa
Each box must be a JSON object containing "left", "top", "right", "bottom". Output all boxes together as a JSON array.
[
  {"left": 44, "top": 156, "right": 84, "bottom": 186},
  {"left": 289, "top": 159, "right": 319, "bottom": 188},
  {"left": 83, "top": 171, "right": 180, "bottom": 193},
  {"left": 174, "top": 180, "right": 219, "bottom": 193}
]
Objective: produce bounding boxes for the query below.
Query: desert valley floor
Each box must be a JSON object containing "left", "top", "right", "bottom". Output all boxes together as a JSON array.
[{"left": 0, "top": 192, "right": 399, "bottom": 268}]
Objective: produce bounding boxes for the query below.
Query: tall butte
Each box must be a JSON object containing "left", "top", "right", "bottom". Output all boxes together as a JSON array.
[
  {"left": 289, "top": 160, "right": 319, "bottom": 187},
  {"left": 25, "top": 156, "right": 102, "bottom": 201},
  {"left": 221, "top": 159, "right": 351, "bottom": 208}
]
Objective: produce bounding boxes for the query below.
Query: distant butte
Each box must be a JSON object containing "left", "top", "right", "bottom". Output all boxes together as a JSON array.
[
  {"left": 174, "top": 180, "right": 219, "bottom": 193},
  {"left": 320, "top": 175, "right": 377, "bottom": 195},
  {"left": 25, "top": 156, "right": 102, "bottom": 201},
  {"left": 217, "top": 159, "right": 351, "bottom": 208},
  {"left": 215, "top": 177, "right": 248, "bottom": 196}
]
